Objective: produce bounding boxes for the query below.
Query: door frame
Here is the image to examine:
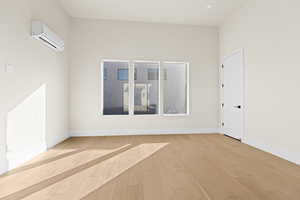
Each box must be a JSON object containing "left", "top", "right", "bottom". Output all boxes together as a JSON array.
[{"left": 221, "top": 48, "right": 246, "bottom": 142}]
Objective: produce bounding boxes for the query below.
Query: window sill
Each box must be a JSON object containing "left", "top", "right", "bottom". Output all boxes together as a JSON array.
[
  {"left": 99, "top": 113, "right": 190, "bottom": 117},
  {"left": 162, "top": 114, "right": 190, "bottom": 117}
]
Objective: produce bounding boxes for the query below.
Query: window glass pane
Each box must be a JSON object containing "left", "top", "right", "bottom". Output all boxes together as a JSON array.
[
  {"left": 117, "top": 69, "right": 129, "bottom": 81},
  {"left": 116, "top": 69, "right": 138, "bottom": 80},
  {"left": 104, "top": 68, "right": 108, "bottom": 80},
  {"left": 147, "top": 68, "right": 159, "bottom": 80},
  {"left": 164, "top": 63, "right": 187, "bottom": 114},
  {"left": 103, "top": 61, "right": 129, "bottom": 115},
  {"left": 134, "top": 62, "right": 159, "bottom": 115}
]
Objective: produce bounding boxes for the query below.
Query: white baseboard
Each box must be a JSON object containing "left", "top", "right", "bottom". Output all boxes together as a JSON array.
[
  {"left": 244, "top": 139, "right": 300, "bottom": 166},
  {"left": 70, "top": 128, "right": 220, "bottom": 137}
]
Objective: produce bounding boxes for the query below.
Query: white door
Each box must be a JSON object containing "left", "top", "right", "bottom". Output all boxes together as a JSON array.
[{"left": 223, "top": 50, "right": 244, "bottom": 140}]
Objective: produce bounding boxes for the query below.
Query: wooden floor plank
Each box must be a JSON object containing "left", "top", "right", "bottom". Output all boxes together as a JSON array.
[{"left": 0, "top": 134, "right": 299, "bottom": 200}]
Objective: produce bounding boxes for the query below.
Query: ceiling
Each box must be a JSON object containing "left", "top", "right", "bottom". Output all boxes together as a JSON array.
[{"left": 60, "top": 0, "right": 247, "bottom": 26}]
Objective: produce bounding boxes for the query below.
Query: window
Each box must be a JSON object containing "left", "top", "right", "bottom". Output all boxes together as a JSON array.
[
  {"left": 163, "top": 69, "right": 168, "bottom": 80},
  {"left": 163, "top": 62, "right": 189, "bottom": 115},
  {"left": 117, "top": 69, "right": 137, "bottom": 80},
  {"left": 104, "top": 68, "right": 108, "bottom": 80},
  {"left": 102, "top": 61, "right": 129, "bottom": 115},
  {"left": 134, "top": 62, "right": 160, "bottom": 115},
  {"left": 147, "top": 68, "right": 159, "bottom": 80},
  {"left": 117, "top": 69, "right": 129, "bottom": 81},
  {"left": 101, "top": 60, "right": 189, "bottom": 116}
]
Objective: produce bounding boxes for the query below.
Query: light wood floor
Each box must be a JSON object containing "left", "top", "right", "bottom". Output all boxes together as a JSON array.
[{"left": 0, "top": 134, "right": 300, "bottom": 200}]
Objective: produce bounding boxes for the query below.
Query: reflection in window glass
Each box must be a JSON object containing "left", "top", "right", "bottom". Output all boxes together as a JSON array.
[
  {"left": 134, "top": 62, "right": 159, "bottom": 115},
  {"left": 164, "top": 63, "right": 188, "bottom": 114},
  {"left": 103, "top": 61, "right": 129, "bottom": 115},
  {"left": 116, "top": 69, "right": 137, "bottom": 80},
  {"left": 104, "top": 68, "right": 108, "bottom": 80},
  {"left": 147, "top": 68, "right": 159, "bottom": 80},
  {"left": 117, "top": 69, "right": 129, "bottom": 81}
]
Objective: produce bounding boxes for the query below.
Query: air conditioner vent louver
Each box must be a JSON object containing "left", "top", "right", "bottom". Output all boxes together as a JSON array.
[{"left": 38, "top": 37, "right": 58, "bottom": 49}]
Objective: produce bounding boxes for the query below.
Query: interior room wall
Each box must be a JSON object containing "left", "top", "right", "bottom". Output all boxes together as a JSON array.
[
  {"left": 220, "top": 0, "right": 300, "bottom": 164},
  {"left": 69, "top": 18, "right": 220, "bottom": 135},
  {"left": 0, "top": 0, "right": 70, "bottom": 174}
]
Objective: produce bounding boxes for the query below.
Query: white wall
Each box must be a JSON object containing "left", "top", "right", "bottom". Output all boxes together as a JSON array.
[
  {"left": 69, "top": 19, "right": 220, "bottom": 135},
  {"left": 0, "top": 0, "right": 70, "bottom": 174},
  {"left": 7, "top": 85, "right": 46, "bottom": 169},
  {"left": 220, "top": 0, "right": 300, "bottom": 164}
]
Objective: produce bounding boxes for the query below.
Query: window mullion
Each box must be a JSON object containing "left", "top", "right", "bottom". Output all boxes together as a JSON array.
[
  {"left": 159, "top": 61, "right": 163, "bottom": 115},
  {"left": 186, "top": 63, "right": 190, "bottom": 115}
]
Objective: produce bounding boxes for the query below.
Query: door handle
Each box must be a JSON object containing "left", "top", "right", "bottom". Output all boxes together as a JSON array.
[{"left": 234, "top": 105, "right": 242, "bottom": 109}]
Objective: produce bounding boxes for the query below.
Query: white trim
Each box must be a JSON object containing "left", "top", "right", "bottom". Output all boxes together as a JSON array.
[
  {"left": 221, "top": 49, "right": 246, "bottom": 141},
  {"left": 159, "top": 62, "right": 164, "bottom": 114},
  {"left": 100, "top": 59, "right": 131, "bottom": 116},
  {"left": 133, "top": 60, "right": 160, "bottom": 64},
  {"left": 133, "top": 60, "right": 161, "bottom": 115},
  {"left": 100, "top": 114, "right": 162, "bottom": 118},
  {"left": 96, "top": 113, "right": 190, "bottom": 118},
  {"left": 186, "top": 62, "right": 190, "bottom": 115},
  {"left": 158, "top": 61, "right": 162, "bottom": 115},
  {"left": 164, "top": 61, "right": 188, "bottom": 64},
  {"left": 100, "top": 61, "right": 104, "bottom": 115},
  {"left": 101, "top": 59, "right": 131, "bottom": 63},
  {"left": 241, "top": 49, "right": 246, "bottom": 142},
  {"left": 223, "top": 49, "right": 244, "bottom": 60},
  {"left": 70, "top": 128, "right": 220, "bottom": 137},
  {"left": 100, "top": 59, "right": 190, "bottom": 117},
  {"left": 162, "top": 114, "right": 190, "bottom": 117}
]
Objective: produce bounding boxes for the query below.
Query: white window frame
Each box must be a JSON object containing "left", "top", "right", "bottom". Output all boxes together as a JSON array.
[
  {"left": 132, "top": 60, "right": 161, "bottom": 116},
  {"left": 100, "top": 59, "right": 190, "bottom": 117},
  {"left": 100, "top": 59, "right": 131, "bottom": 117}
]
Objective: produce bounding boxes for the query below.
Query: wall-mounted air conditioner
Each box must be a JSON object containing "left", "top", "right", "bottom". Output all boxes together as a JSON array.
[{"left": 31, "top": 21, "right": 65, "bottom": 52}]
